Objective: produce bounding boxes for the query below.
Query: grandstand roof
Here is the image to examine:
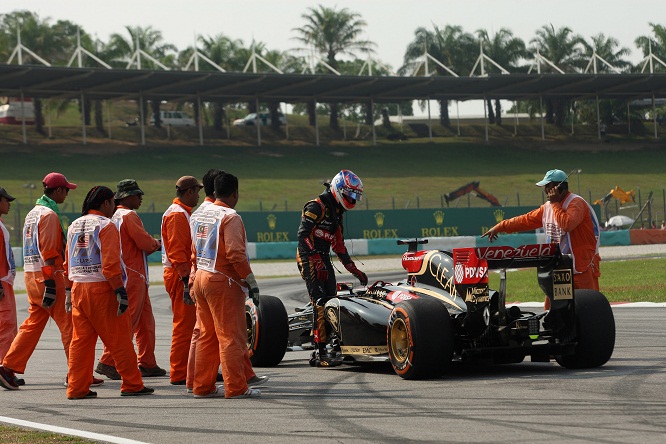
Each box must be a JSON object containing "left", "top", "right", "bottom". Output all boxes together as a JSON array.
[{"left": 1, "top": 64, "right": 666, "bottom": 103}]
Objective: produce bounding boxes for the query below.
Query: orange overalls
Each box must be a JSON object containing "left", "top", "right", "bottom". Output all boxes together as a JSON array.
[
  {"left": 0, "top": 219, "right": 17, "bottom": 361},
  {"left": 186, "top": 197, "right": 214, "bottom": 390},
  {"left": 99, "top": 206, "right": 160, "bottom": 369},
  {"left": 65, "top": 210, "right": 145, "bottom": 398},
  {"left": 2, "top": 205, "right": 72, "bottom": 374},
  {"left": 191, "top": 201, "right": 256, "bottom": 398},
  {"left": 162, "top": 198, "right": 197, "bottom": 383},
  {"left": 493, "top": 192, "right": 601, "bottom": 291}
]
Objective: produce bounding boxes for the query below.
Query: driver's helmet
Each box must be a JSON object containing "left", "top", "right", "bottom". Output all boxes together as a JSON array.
[{"left": 330, "top": 170, "right": 363, "bottom": 210}]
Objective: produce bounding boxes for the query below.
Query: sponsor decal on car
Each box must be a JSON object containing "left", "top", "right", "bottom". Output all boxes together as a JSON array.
[
  {"left": 385, "top": 291, "right": 420, "bottom": 303},
  {"left": 341, "top": 345, "right": 389, "bottom": 355},
  {"left": 475, "top": 243, "right": 558, "bottom": 260},
  {"left": 552, "top": 269, "right": 573, "bottom": 300}
]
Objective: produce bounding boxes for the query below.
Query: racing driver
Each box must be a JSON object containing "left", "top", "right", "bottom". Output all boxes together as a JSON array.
[{"left": 296, "top": 170, "right": 368, "bottom": 367}]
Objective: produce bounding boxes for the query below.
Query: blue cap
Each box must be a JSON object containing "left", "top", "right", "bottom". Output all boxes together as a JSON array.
[{"left": 536, "top": 169, "right": 568, "bottom": 187}]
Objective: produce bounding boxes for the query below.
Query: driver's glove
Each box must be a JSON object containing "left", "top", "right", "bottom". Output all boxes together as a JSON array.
[
  {"left": 344, "top": 262, "right": 368, "bottom": 286},
  {"left": 309, "top": 254, "right": 328, "bottom": 282}
]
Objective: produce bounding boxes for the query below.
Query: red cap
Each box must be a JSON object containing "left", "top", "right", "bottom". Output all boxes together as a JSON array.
[{"left": 43, "top": 172, "right": 77, "bottom": 190}]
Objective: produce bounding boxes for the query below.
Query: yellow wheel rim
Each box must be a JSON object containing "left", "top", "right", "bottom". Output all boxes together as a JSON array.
[
  {"left": 390, "top": 318, "right": 409, "bottom": 364},
  {"left": 246, "top": 312, "right": 255, "bottom": 350}
]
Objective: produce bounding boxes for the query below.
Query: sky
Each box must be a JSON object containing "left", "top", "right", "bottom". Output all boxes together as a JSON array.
[{"left": 5, "top": 0, "right": 664, "bottom": 116}]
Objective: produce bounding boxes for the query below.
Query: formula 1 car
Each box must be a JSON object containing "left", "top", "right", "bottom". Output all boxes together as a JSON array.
[{"left": 248, "top": 239, "right": 616, "bottom": 379}]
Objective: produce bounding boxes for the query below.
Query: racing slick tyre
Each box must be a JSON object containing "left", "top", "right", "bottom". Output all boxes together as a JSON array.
[
  {"left": 556, "top": 290, "right": 615, "bottom": 369},
  {"left": 246, "top": 295, "right": 288, "bottom": 367},
  {"left": 388, "top": 299, "right": 454, "bottom": 380}
]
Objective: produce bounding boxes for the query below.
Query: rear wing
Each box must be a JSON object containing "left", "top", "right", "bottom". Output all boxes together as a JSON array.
[
  {"left": 453, "top": 243, "right": 571, "bottom": 305},
  {"left": 453, "top": 244, "right": 560, "bottom": 286},
  {"left": 463, "top": 244, "right": 561, "bottom": 270}
]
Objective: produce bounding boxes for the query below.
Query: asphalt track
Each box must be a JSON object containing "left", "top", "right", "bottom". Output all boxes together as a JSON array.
[{"left": 2, "top": 247, "right": 666, "bottom": 443}]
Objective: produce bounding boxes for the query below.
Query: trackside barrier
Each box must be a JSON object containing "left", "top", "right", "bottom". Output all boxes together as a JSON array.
[{"left": 10, "top": 229, "right": 657, "bottom": 266}]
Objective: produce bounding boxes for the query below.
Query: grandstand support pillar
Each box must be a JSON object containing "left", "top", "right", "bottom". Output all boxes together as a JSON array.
[
  {"left": 596, "top": 94, "right": 601, "bottom": 140},
  {"left": 539, "top": 95, "right": 545, "bottom": 141},
  {"left": 627, "top": 102, "right": 631, "bottom": 135},
  {"left": 483, "top": 95, "right": 489, "bottom": 142},
  {"left": 255, "top": 97, "right": 261, "bottom": 147},
  {"left": 80, "top": 90, "right": 87, "bottom": 145},
  {"left": 314, "top": 98, "right": 319, "bottom": 146},
  {"left": 139, "top": 92, "right": 145, "bottom": 146},
  {"left": 513, "top": 101, "right": 518, "bottom": 136},
  {"left": 283, "top": 102, "right": 289, "bottom": 140},
  {"left": 198, "top": 94, "right": 204, "bottom": 146},
  {"left": 20, "top": 90, "right": 27, "bottom": 145},
  {"left": 226, "top": 105, "right": 231, "bottom": 140},
  {"left": 653, "top": 93, "right": 658, "bottom": 139},
  {"left": 107, "top": 101, "right": 112, "bottom": 139},
  {"left": 370, "top": 98, "right": 376, "bottom": 146},
  {"left": 456, "top": 101, "right": 461, "bottom": 136},
  {"left": 427, "top": 98, "right": 432, "bottom": 142}
]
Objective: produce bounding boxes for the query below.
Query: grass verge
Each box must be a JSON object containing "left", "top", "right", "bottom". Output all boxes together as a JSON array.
[
  {"left": 0, "top": 425, "right": 93, "bottom": 443},
  {"left": 489, "top": 257, "right": 666, "bottom": 303}
]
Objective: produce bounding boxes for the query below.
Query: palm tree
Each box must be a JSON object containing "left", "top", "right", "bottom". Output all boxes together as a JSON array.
[
  {"left": 293, "top": 5, "right": 375, "bottom": 130},
  {"left": 402, "top": 25, "right": 476, "bottom": 126},
  {"left": 530, "top": 25, "right": 586, "bottom": 125},
  {"left": 635, "top": 23, "right": 666, "bottom": 69},
  {"left": 476, "top": 28, "right": 527, "bottom": 124},
  {"left": 582, "top": 33, "right": 631, "bottom": 72},
  {"left": 108, "top": 26, "right": 177, "bottom": 127}
]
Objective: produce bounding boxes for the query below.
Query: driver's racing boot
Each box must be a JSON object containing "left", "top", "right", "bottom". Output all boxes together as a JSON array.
[{"left": 309, "top": 345, "right": 342, "bottom": 368}]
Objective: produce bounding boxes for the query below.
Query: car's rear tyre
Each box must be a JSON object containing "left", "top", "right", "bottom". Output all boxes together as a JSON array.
[
  {"left": 388, "top": 299, "right": 453, "bottom": 379},
  {"left": 556, "top": 289, "right": 615, "bottom": 369},
  {"left": 246, "top": 295, "right": 288, "bottom": 367}
]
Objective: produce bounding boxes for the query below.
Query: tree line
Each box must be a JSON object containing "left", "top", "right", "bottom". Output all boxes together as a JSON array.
[{"left": 1, "top": 7, "right": 665, "bottom": 135}]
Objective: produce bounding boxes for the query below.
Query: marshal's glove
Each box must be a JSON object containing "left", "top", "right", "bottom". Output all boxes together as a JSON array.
[
  {"left": 182, "top": 276, "right": 195, "bottom": 305},
  {"left": 114, "top": 287, "right": 128, "bottom": 316},
  {"left": 344, "top": 262, "right": 368, "bottom": 286},
  {"left": 244, "top": 273, "right": 260, "bottom": 307},
  {"left": 65, "top": 288, "right": 72, "bottom": 313},
  {"left": 41, "top": 265, "right": 57, "bottom": 308},
  {"left": 309, "top": 253, "right": 328, "bottom": 282},
  {"left": 42, "top": 279, "right": 57, "bottom": 308}
]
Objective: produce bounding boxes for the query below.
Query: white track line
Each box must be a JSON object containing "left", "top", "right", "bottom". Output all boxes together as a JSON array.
[{"left": 0, "top": 416, "right": 149, "bottom": 444}]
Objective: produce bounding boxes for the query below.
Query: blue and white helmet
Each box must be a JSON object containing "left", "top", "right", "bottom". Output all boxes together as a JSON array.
[{"left": 330, "top": 170, "right": 363, "bottom": 210}]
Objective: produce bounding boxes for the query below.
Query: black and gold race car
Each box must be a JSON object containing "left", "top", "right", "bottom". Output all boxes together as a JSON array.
[{"left": 247, "top": 238, "right": 615, "bottom": 380}]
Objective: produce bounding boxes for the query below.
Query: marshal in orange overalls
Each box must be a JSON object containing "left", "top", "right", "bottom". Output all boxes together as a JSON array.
[
  {"left": 65, "top": 210, "right": 146, "bottom": 398},
  {"left": 162, "top": 198, "right": 197, "bottom": 384},
  {"left": 191, "top": 201, "right": 257, "bottom": 398}
]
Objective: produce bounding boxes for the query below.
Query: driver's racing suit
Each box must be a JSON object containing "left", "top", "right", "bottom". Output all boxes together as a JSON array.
[{"left": 296, "top": 191, "right": 357, "bottom": 365}]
